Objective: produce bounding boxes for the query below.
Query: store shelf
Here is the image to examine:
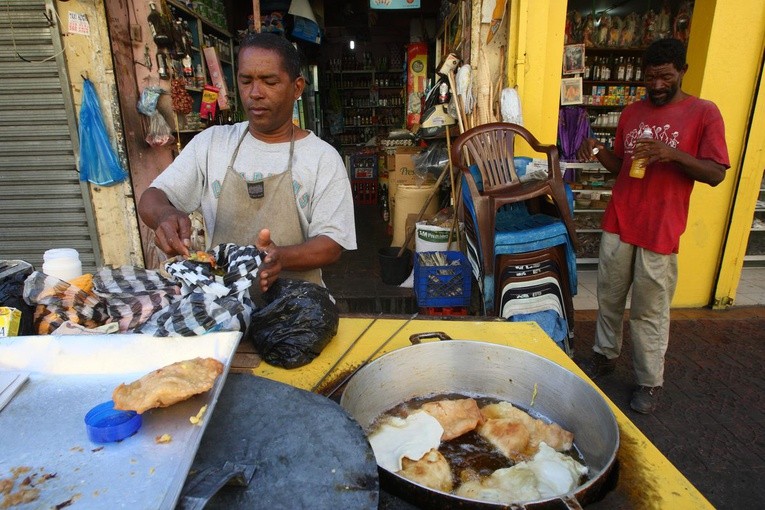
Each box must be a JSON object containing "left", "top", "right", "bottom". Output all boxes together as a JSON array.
[
  {"left": 167, "top": 0, "right": 238, "bottom": 141},
  {"left": 323, "top": 67, "right": 404, "bottom": 149},
  {"left": 744, "top": 182, "right": 765, "bottom": 264}
]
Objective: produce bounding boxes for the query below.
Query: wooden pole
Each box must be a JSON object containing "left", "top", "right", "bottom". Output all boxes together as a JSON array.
[{"left": 252, "top": 0, "right": 261, "bottom": 32}]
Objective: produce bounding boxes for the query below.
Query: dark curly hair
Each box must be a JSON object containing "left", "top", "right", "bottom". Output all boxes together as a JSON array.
[
  {"left": 239, "top": 32, "right": 302, "bottom": 80},
  {"left": 644, "top": 38, "right": 687, "bottom": 71}
]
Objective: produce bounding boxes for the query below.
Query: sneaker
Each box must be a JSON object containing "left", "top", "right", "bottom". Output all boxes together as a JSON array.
[
  {"left": 579, "top": 353, "right": 616, "bottom": 380},
  {"left": 630, "top": 386, "right": 662, "bottom": 414}
]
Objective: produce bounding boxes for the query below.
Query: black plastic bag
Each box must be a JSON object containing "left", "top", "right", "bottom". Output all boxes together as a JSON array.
[
  {"left": 0, "top": 260, "right": 35, "bottom": 336},
  {"left": 247, "top": 279, "right": 339, "bottom": 369}
]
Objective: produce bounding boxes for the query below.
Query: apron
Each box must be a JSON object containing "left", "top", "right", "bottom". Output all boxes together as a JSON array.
[{"left": 210, "top": 126, "right": 323, "bottom": 286}]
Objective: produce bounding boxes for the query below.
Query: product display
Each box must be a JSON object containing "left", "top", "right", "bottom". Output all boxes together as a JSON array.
[{"left": 160, "top": 0, "right": 238, "bottom": 139}]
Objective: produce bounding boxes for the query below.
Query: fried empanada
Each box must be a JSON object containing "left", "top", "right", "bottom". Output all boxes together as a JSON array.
[{"left": 112, "top": 357, "right": 224, "bottom": 414}]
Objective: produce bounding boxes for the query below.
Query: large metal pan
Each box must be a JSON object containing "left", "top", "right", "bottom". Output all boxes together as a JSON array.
[{"left": 340, "top": 335, "right": 619, "bottom": 509}]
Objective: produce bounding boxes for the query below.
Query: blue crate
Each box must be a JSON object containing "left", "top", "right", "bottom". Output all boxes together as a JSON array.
[{"left": 414, "top": 251, "right": 471, "bottom": 308}]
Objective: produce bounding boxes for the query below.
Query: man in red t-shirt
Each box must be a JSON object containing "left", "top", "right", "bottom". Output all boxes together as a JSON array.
[{"left": 575, "top": 38, "right": 730, "bottom": 414}]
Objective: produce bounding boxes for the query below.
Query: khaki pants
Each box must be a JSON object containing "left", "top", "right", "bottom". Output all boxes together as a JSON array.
[{"left": 594, "top": 231, "right": 678, "bottom": 387}]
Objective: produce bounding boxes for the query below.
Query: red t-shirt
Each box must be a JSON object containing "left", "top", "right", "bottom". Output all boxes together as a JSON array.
[{"left": 603, "top": 96, "right": 730, "bottom": 254}]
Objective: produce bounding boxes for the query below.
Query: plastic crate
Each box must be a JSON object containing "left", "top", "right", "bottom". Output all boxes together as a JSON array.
[
  {"left": 350, "top": 153, "right": 378, "bottom": 179},
  {"left": 352, "top": 179, "right": 378, "bottom": 205},
  {"left": 414, "top": 251, "right": 471, "bottom": 308},
  {"left": 419, "top": 306, "right": 468, "bottom": 316}
]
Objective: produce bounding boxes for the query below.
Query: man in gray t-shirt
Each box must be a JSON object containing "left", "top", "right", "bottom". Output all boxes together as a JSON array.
[{"left": 139, "top": 33, "right": 356, "bottom": 292}]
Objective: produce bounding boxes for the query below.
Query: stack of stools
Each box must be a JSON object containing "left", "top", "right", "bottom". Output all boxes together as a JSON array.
[{"left": 495, "top": 245, "right": 575, "bottom": 355}]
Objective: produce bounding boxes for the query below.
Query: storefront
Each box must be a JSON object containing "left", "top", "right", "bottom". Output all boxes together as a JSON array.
[{"left": 1, "top": 0, "right": 762, "bottom": 308}]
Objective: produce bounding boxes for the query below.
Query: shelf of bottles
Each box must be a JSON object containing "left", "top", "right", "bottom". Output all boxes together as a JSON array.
[
  {"left": 325, "top": 53, "right": 405, "bottom": 147},
  {"left": 151, "top": 0, "right": 239, "bottom": 134},
  {"left": 582, "top": 49, "right": 647, "bottom": 109}
]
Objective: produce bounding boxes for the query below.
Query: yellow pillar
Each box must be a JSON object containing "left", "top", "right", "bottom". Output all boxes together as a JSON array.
[
  {"left": 685, "top": 1, "right": 765, "bottom": 308},
  {"left": 679, "top": 0, "right": 765, "bottom": 307},
  {"left": 506, "top": 0, "right": 567, "bottom": 145}
]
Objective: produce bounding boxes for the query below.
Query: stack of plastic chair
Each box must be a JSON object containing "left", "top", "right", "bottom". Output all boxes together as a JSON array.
[{"left": 453, "top": 122, "right": 579, "bottom": 351}]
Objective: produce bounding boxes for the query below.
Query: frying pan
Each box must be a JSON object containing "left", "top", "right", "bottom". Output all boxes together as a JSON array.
[{"left": 340, "top": 334, "right": 619, "bottom": 509}]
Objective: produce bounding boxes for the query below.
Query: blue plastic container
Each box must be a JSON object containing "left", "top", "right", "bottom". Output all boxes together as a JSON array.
[{"left": 414, "top": 251, "right": 471, "bottom": 308}]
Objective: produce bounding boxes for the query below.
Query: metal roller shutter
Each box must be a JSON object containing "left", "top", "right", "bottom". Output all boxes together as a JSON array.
[{"left": 0, "top": 0, "right": 101, "bottom": 272}]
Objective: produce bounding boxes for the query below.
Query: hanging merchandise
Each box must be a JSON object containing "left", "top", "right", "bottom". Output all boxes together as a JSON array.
[
  {"left": 78, "top": 78, "right": 129, "bottom": 186},
  {"left": 200, "top": 84, "right": 220, "bottom": 122},
  {"left": 500, "top": 87, "right": 523, "bottom": 125},
  {"left": 145, "top": 111, "right": 175, "bottom": 147},
  {"left": 170, "top": 77, "right": 193, "bottom": 114},
  {"left": 405, "top": 43, "right": 428, "bottom": 130},
  {"left": 156, "top": 51, "right": 169, "bottom": 80},
  {"left": 289, "top": 0, "right": 321, "bottom": 44},
  {"left": 147, "top": 2, "right": 172, "bottom": 48},
  {"left": 136, "top": 83, "right": 163, "bottom": 115},
  {"left": 557, "top": 106, "right": 589, "bottom": 165}
]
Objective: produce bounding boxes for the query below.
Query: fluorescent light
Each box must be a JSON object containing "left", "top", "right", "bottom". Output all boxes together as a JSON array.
[{"left": 349, "top": 39, "right": 355, "bottom": 50}]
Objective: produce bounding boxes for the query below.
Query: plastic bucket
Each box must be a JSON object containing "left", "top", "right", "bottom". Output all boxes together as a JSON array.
[{"left": 378, "top": 247, "right": 412, "bottom": 285}]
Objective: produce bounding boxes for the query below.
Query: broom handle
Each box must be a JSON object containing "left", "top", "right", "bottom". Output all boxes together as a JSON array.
[{"left": 396, "top": 164, "right": 451, "bottom": 258}]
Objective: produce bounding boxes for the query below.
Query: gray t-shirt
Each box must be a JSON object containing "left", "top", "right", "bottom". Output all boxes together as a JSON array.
[{"left": 151, "top": 122, "right": 356, "bottom": 251}]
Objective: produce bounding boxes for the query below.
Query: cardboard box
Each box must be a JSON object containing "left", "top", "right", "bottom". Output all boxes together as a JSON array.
[
  {"left": 0, "top": 307, "right": 21, "bottom": 337},
  {"left": 388, "top": 146, "right": 422, "bottom": 201}
]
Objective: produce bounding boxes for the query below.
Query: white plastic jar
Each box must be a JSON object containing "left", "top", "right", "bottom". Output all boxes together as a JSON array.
[{"left": 42, "top": 248, "right": 83, "bottom": 282}]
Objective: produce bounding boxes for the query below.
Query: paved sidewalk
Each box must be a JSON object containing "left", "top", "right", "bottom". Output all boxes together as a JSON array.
[{"left": 573, "top": 307, "right": 765, "bottom": 509}]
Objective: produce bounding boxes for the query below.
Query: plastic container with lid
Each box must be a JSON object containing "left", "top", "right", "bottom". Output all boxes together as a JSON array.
[{"left": 42, "top": 248, "right": 82, "bottom": 282}]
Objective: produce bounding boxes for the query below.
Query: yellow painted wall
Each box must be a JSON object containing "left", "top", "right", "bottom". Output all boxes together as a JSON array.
[
  {"left": 54, "top": 0, "right": 143, "bottom": 267},
  {"left": 509, "top": 0, "right": 567, "bottom": 145},
  {"left": 508, "top": 0, "right": 765, "bottom": 307},
  {"left": 678, "top": 0, "right": 765, "bottom": 306}
]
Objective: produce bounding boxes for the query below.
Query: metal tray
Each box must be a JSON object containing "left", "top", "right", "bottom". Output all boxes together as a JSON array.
[{"left": 0, "top": 332, "right": 241, "bottom": 509}]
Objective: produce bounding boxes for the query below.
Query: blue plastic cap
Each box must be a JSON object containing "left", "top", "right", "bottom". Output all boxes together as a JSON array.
[{"left": 85, "top": 400, "right": 142, "bottom": 443}]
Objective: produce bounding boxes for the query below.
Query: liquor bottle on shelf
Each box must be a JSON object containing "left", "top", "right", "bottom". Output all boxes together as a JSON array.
[
  {"left": 147, "top": 2, "right": 172, "bottom": 48},
  {"left": 156, "top": 51, "right": 169, "bottom": 79},
  {"left": 173, "top": 18, "right": 192, "bottom": 59},
  {"left": 634, "top": 59, "right": 643, "bottom": 81},
  {"left": 616, "top": 57, "right": 626, "bottom": 81},
  {"left": 194, "top": 64, "right": 205, "bottom": 88},
  {"left": 625, "top": 57, "right": 634, "bottom": 82}
]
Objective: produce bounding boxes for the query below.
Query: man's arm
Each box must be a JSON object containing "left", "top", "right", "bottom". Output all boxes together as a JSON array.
[
  {"left": 137, "top": 187, "right": 192, "bottom": 257},
  {"left": 576, "top": 138, "right": 623, "bottom": 174},
  {"left": 635, "top": 139, "right": 727, "bottom": 186}
]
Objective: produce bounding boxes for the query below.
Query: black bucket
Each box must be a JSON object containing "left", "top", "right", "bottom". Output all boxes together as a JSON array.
[{"left": 378, "top": 247, "right": 412, "bottom": 285}]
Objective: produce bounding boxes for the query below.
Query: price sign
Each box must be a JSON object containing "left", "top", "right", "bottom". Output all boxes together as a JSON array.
[{"left": 68, "top": 12, "right": 91, "bottom": 36}]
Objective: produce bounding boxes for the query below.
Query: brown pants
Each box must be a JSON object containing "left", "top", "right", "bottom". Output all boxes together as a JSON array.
[{"left": 593, "top": 231, "right": 678, "bottom": 387}]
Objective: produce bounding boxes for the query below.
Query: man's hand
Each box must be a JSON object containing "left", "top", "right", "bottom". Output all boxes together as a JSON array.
[
  {"left": 633, "top": 138, "right": 727, "bottom": 186},
  {"left": 153, "top": 209, "right": 192, "bottom": 257},
  {"left": 633, "top": 138, "right": 674, "bottom": 166},
  {"left": 138, "top": 188, "right": 193, "bottom": 258},
  {"left": 255, "top": 228, "right": 281, "bottom": 292},
  {"left": 576, "top": 138, "right": 599, "bottom": 162}
]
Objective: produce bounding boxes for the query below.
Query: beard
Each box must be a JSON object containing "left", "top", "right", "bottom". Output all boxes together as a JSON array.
[{"left": 648, "top": 83, "right": 679, "bottom": 106}]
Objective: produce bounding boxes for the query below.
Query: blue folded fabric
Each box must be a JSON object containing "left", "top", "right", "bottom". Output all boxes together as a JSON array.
[{"left": 509, "top": 309, "right": 568, "bottom": 345}]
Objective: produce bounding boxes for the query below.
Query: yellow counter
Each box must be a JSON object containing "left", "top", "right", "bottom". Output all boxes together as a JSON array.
[{"left": 249, "top": 317, "right": 712, "bottom": 510}]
